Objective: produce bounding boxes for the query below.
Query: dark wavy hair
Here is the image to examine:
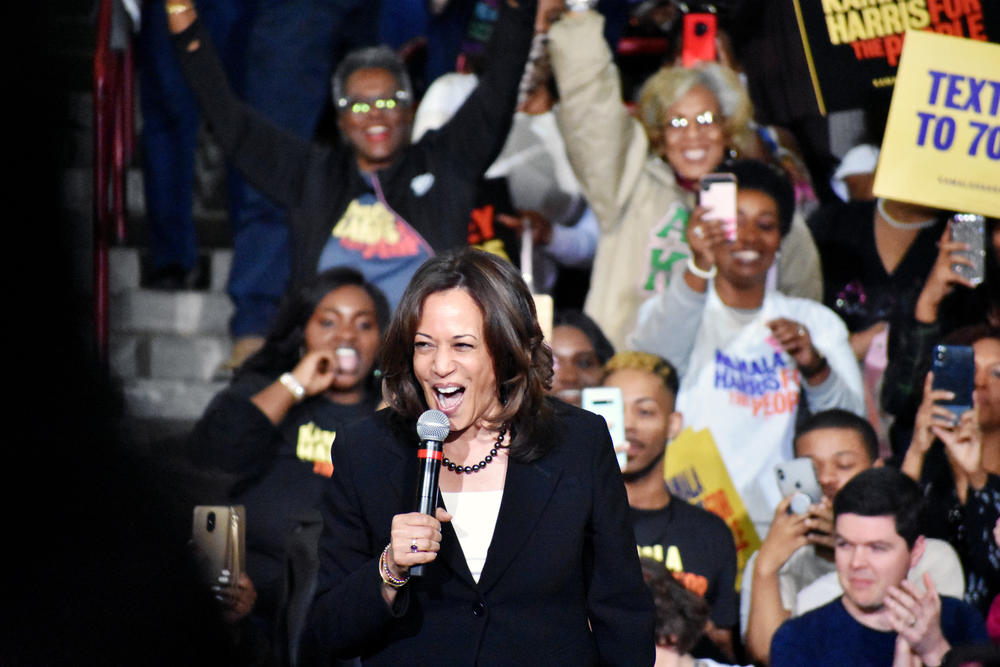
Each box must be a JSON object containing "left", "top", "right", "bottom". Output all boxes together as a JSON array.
[
  {"left": 238, "top": 267, "right": 391, "bottom": 398},
  {"left": 380, "top": 248, "right": 555, "bottom": 462}
]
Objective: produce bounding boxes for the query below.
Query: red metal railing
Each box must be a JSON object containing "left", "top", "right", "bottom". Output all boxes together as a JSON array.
[{"left": 93, "top": 0, "right": 134, "bottom": 359}]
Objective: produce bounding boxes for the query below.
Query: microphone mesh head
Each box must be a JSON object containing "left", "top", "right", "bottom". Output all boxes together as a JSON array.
[{"left": 416, "top": 409, "right": 451, "bottom": 442}]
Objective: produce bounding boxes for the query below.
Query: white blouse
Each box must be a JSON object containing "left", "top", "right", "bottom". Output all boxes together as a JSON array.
[{"left": 440, "top": 489, "right": 504, "bottom": 583}]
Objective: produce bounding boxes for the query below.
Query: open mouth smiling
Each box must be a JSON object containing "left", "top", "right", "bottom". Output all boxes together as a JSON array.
[{"left": 434, "top": 384, "right": 465, "bottom": 414}]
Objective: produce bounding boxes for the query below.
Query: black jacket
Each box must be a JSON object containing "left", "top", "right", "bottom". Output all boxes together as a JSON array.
[{"left": 308, "top": 401, "right": 655, "bottom": 666}]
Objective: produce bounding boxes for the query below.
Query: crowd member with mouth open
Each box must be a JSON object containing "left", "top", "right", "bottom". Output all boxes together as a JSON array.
[
  {"left": 545, "top": 5, "right": 822, "bottom": 350},
  {"left": 187, "top": 267, "right": 390, "bottom": 645},
  {"left": 632, "top": 160, "right": 864, "bottom": 539},
  {"left": 164, "top": 0, "right": 549, "bottom": 319},
  {"left": 308, "top": 248, "right": 653, "bottom": 665}
]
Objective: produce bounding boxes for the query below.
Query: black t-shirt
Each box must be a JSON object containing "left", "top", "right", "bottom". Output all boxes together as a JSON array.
[
  {"left": 631, "top": 495, "right": 738, "bottom": 628},
  {"left": 190, "top": 372, "right": 378, "bottom": 635}
]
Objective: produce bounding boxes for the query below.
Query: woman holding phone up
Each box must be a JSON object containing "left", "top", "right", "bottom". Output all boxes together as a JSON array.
[
  {"left": 632, "top": 160, "right": 864, "bottom": 538},
  {"left": 900, "top": 326, "right": 1000, "bottom": 615},
  {"left": 546, "top": 5, "right": 822, "bottom": 351}
]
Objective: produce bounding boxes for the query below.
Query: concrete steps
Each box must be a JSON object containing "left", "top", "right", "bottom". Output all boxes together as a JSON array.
[{"left": 109, "top": 247, "right": 236, "bottom": 441}]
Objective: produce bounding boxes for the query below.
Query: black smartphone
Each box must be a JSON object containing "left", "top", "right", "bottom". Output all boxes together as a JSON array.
[{"left": 931, "top": 344, "right": 974, "bottom": 420}]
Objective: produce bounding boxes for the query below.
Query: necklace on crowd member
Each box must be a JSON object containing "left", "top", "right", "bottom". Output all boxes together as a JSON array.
[
  {"left": 876, "top": 197, "right": 937, "bottom": 230},
  {"left": 443, "top": 425, "right": 509, "bottom": 474}
]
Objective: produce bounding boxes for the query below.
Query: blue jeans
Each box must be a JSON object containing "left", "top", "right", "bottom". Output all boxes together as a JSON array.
[{"left": 137, "top": 0, "right": 249, "bottom": 276}]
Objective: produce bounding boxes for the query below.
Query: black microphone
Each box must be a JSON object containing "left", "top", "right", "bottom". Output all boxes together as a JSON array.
[{"left": 411, "top": 409, "right": 450, "bottom": 576}]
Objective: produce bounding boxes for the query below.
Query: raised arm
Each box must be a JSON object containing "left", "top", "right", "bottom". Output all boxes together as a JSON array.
[
  {"left": 630, "top": 206, "right": 722, "bottom": 374},
  {"left": 418, "top": 0, "right": 538, "bottom": 182},
  {"left": 547, "top": 9, "right": 651, "bottom": 231},
  {"left": 882, "top": 224, "right": 973, "bottom": 417},
  {"left": 165, "top": 0, "right": 317, "bottom": 208},
  {"left": 743, "top": 497, "right": 810, "bottom": 664}
]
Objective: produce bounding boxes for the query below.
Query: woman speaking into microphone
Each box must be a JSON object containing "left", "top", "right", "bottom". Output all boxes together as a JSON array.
[{"left": 308, "top": 248, "right": 653, "bottom": 665}]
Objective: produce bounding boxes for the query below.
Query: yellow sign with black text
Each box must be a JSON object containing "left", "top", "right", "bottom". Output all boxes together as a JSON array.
[
  {"left": 663, "top": 427, "right": 761, "bottom": 585},
  {"left": 874, "top": 30, "right": 1000, "bottom": 216}
]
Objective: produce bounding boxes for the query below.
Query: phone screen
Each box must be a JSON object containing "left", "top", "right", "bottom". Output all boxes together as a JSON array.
[
  {"left": 581, "top": 387, "right": 627, "bottom": 470},
  {"left": 931, "top": 344, "right": 974, "bottom": 418},
  {"left": 699, "top": 173, "right": 737, "bottom": 241}
]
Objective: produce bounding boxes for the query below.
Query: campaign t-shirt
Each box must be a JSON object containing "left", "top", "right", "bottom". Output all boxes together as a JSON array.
[{"left": 631, "top": 494, "right": 738, "bottom": 628}]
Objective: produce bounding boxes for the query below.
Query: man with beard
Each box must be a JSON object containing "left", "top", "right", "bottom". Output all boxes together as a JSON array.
[{"left": 602, "top": 351, "right": 738, "bottom": 662}]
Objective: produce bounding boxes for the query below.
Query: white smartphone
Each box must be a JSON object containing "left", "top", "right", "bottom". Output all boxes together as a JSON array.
[
  {"left": 699, "top": 172, "right": 738, "bottom": 241},
  {"left": 774, "top": 458, "right": 822, "bottom": 514},
  {"left": 582, "top": 386, "right": 627, "bottom": 470}
]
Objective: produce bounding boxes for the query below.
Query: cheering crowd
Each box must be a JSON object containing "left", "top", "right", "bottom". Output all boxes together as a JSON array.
[{"left": 129, "top": 0, "right": 1000, "bottom": 664}]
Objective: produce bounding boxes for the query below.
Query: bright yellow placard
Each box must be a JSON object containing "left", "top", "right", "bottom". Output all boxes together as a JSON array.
[
  {"left": 664, "top": 427, "right": 761, "bottom": 586},
  {"left": 874, "top": 30, "right": 1000, "bottom": 217}
]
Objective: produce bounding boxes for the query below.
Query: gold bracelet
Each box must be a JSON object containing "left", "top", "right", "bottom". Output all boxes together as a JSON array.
[
  {"left": 379, "top": 544, "right": 409, "bottom": 588},
  {"left": 166, "top": 3, "right": 193, "bottom": 14}
]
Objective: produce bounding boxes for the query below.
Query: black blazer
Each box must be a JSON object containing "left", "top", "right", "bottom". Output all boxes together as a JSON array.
[{"left": 308, "top": 400, "right": 654, "bottom": 666}]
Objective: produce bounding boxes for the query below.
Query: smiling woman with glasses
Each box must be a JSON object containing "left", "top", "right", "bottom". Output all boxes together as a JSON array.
[
  {"left": 546, "top": 8, "right": 823, "bottom": 352},
  {"left": 163, "top": 0, "right": 542, "bottom": 313}
]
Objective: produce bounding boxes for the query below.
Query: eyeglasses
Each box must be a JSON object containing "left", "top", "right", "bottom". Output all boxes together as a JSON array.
[
  {"left": 336, "top": 91, "right": 410, "bottom": 115},
  {"left": 665, "top": 110, "right": 719, "bottom": 132}
]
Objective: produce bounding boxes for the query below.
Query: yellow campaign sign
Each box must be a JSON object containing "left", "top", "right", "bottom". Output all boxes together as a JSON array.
[
  {"left": 664, "top": 427, "right": 761, "bottom": 587},
  {"left": 874, "top": 30, "right": 1000, "bottom": 217}
]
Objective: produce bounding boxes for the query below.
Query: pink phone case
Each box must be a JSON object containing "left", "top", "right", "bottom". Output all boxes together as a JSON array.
[{"left": 699, "top": 174, "right": 737, "bottom": 241}]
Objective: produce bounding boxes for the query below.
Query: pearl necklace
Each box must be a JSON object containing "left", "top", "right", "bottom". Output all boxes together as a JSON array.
[
  {"left": 876, "top": 198, "right": 937, "bottom": 230},
  {"left": 443, "top": 425, "right": 508, "bottom": 474}
]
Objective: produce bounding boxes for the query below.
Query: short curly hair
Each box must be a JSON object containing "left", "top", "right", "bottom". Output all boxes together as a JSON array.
[
  {"left": 331, "top": 46, "right": 413, "bottom": 109},
  {"left": 604, "top": 351, "right": 679, "bottom": 398},
  {"left": 637, "top": 62, "right": 754, "bottom": 158}
]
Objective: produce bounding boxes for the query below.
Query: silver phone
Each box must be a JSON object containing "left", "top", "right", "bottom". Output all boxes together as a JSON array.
[
  {"left": 951, "top": 213, "right": 985, "bottom": 287},
  {"left": 775, "top": 458, "right": 822, "bottom": 514}
]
